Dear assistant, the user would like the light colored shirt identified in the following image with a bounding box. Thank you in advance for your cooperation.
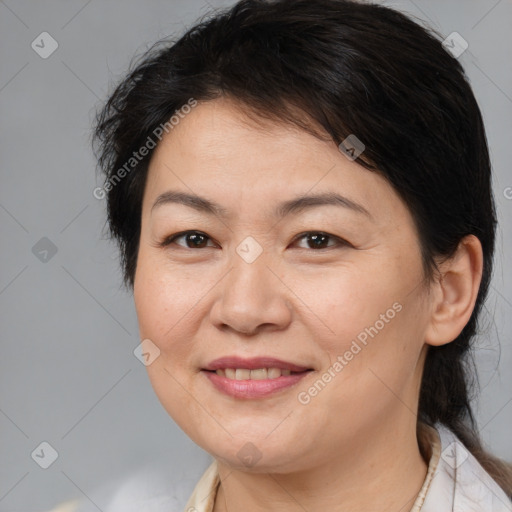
[48,422,512,512]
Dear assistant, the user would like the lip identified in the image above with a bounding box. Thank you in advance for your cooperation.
[201,356,313,399]
[203,371,311,399]
[203,356,311,372]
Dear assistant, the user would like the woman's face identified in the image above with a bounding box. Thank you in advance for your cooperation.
[134,98,434,473]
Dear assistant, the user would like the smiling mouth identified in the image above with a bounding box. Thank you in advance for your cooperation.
[207,368,306,380]
[201,356,314,398]
[201,367,313,399]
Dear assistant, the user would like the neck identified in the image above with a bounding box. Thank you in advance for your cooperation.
[213,416,429,512]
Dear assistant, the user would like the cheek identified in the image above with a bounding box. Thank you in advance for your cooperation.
[133,266,191,398]
[302,254,427,394]
[294,257,412,350]
[134,252,206,350]
[133,257,209,436]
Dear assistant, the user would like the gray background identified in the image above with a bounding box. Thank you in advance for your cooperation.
[0,1,511,511]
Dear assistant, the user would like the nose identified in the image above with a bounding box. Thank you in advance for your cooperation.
[209,252,293,336]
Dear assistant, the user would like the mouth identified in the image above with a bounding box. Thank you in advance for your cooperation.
[209,367,302,379]
[201,356,314,399]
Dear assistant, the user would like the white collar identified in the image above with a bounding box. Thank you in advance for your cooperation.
[420,423,512,511]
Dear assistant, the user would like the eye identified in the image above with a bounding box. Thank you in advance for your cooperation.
[292,231,351,250]
[159,230,217,249]
[158,230,351,251]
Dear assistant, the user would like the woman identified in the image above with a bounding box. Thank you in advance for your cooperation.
[52,0,512,510]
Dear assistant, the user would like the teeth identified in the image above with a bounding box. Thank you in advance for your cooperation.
[214,368,295,380]
[235,369,251,380]
[250,368,267,380]
[268,367,281,379]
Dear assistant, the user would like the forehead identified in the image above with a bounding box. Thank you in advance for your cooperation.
[143,98,407,227]
[150,98,334,174]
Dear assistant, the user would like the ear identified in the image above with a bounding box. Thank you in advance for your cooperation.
[424,235,483,347]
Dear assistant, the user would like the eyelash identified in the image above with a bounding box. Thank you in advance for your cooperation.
[158,230,352,251]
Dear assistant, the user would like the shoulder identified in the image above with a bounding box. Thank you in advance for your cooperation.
[422,423,512,512]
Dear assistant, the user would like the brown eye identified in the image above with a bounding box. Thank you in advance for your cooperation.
[293,232,350,250]
[161,231,215,249]
[305,233,330,249]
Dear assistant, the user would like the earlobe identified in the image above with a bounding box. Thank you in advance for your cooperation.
[424,235,483,347]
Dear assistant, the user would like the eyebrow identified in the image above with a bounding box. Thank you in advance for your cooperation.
[151,190,372,220]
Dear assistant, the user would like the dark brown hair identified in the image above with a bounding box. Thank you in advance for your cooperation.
[93,0,512,497]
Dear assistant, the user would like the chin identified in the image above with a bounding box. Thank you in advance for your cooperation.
[198,431,308,473]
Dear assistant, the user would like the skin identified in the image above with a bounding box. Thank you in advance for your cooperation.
[133,97,483,511]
